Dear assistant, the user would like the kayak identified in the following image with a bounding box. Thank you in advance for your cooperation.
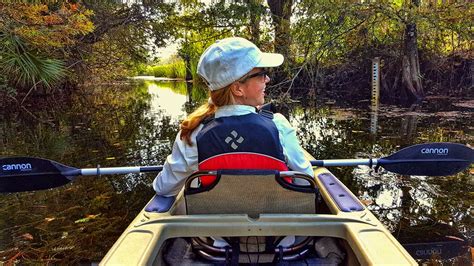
[100,152,417,265]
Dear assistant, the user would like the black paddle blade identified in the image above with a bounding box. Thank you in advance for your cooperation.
[0,157,80,193]
[379,143,474,176]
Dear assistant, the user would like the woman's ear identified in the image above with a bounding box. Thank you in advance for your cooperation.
[230,82,244,97]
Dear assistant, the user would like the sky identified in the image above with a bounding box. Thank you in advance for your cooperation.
[155,42,179,61]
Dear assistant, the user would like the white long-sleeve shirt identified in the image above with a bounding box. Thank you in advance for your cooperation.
[153,104,313,196]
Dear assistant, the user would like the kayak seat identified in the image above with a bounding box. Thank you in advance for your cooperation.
[144,195,176,213]
[184,169,318,263]
[198,153,289,186]
[185,169,317,218]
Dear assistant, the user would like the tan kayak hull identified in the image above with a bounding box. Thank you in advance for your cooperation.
[101,165,416,265]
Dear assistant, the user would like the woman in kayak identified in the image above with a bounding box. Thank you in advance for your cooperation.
[153,37,313,196]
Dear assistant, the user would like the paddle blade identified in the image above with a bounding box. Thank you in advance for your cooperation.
[379,143,474,176]
[0,157,79,193]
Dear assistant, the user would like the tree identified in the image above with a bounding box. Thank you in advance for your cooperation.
[0,3,94,101]
[289,0,471,102]
[245,0,265,46]
[173,1,268,82]
[72,1,176,83]
[267,0,293,61]
[401,0,424,100]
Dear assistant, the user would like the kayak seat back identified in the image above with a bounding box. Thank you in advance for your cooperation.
[184,169,318,263]
[198,153,289,186]
[184,169,317,218]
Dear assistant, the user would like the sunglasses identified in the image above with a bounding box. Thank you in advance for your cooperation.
[239,69,268,83]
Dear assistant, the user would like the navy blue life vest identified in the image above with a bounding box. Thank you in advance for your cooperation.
[196,110,288,186]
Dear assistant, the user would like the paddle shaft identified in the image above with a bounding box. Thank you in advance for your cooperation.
[80,166,163,176]
[312,159,378,167]
[312,158,471,167]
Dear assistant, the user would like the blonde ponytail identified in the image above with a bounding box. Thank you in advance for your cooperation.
[180,85,234,145]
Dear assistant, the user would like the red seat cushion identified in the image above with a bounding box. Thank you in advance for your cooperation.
[198,153,288,186]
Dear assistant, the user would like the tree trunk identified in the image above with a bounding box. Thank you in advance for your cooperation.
[267,0,292,60]
[401,1,424,101]
[182,31,193,81]
[245,0,262,46]
[184,55,192,81]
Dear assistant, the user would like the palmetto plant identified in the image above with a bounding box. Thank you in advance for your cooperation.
[0,32,66,102]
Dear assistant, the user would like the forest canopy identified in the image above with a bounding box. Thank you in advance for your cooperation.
[0,0,472,104]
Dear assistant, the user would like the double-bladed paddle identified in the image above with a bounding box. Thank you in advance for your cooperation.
[0,158,163,193]
[1,142,472,193]
[311,142,473,176]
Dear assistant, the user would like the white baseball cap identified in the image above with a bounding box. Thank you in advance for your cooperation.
[197,37,284,91]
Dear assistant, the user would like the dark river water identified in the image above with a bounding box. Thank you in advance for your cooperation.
[0,80,472,264]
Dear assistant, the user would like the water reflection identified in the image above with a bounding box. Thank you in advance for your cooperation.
[288,99,472,263]
[148,82,188,121]
[0,81,190,264]
[0,81,472,264]
[370,107,378,135]
[274,98,472,253]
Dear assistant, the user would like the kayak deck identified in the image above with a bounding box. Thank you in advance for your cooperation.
[101,165,416,265]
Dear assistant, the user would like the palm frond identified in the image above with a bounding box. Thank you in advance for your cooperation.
[0,32,66,90]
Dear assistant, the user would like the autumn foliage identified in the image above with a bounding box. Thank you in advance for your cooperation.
[0,3,94,50]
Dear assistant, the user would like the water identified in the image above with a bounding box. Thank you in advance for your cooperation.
[0,80,472,264]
